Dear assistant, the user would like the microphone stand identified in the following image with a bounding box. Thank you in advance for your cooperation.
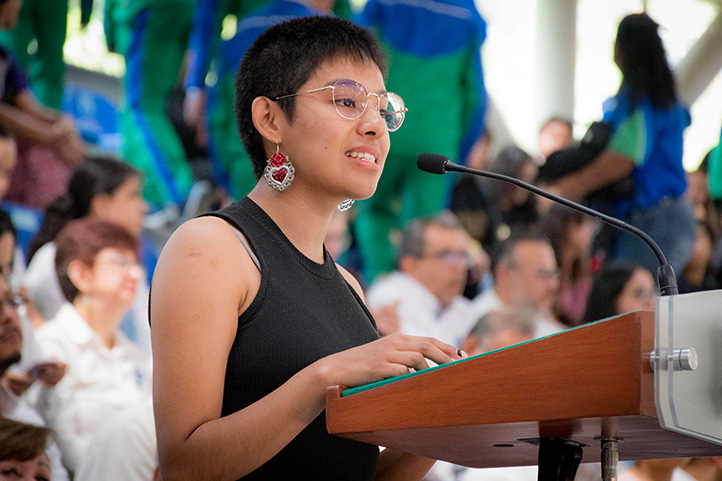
[440,160,678,296]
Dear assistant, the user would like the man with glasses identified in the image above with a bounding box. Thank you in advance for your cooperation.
[472,233,567,339]
[0,274,70,481]
[366,213,479,347]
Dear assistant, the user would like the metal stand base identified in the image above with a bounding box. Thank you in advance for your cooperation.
[600,439,620,481]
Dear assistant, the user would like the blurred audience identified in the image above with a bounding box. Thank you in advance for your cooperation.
[0,0,84,210]
[24,156,152,353]
[552,13,694,275]
[537,116,574,161]
[354,0,487,282]
[0,0,68,110]
[0,273,68,481]
[620,459,690,481]
[673,457,722,481]
[74,397,159,481]
[472,233,565,338]
[366,213,479,345]
[542,204,597,326]
[105,0,195,208]
[582,262,655,324]
[35,219,152,474]
[0,418,52,481]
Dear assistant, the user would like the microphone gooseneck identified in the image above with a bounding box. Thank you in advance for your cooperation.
[417,153,678,296]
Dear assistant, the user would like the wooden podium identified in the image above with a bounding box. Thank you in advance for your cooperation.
[326,311,722,470]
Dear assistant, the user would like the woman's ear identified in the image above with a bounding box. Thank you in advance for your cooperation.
[67,259,92,295]
[251,96,285,147]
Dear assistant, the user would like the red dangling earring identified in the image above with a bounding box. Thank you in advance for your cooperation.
[264,142,295,191]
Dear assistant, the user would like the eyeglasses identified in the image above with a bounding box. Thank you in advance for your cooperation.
[274,79,408,132]
[422,249,472,268]
[509,263,560,280]
[96,253,140,273]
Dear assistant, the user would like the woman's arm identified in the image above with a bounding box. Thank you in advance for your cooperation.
[555,150,635,201]
[153,218,463,481]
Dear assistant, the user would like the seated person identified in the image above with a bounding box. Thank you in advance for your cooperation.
[472,233,567,338]
[0,418,52,481]
[366,213,480,347]
[24,156,151,354]
[36,218,152,473]
[0,274,67,480]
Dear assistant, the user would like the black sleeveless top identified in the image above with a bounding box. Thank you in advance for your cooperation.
[206,197,380,480]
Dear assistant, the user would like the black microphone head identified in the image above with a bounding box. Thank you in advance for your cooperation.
[417,153,449,175]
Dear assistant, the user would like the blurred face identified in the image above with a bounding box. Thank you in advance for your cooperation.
[538,120,573,158]
[565,217,596,254]
[507,241,560,313]
[0,276,21,375]
[92,176,146,236]
[0,0,21,30]
[84,247,141,308]
[0,453,51,481]
[0,231,15,278]
[615,268,655,314]
[510,161,537,206]
[404,225,470,307]
[685,171,709,222]
[0,138,17,200]
[274,57,391,203]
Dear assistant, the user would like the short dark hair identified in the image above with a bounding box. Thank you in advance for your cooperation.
[399,212,465,259]
[491,232,551,277]
[0,418,50,462]
[235,16,387,179]
[55,218,139,302]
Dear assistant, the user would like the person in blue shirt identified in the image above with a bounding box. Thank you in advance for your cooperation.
[554,12,695,275]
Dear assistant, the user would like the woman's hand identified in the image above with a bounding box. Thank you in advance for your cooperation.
[315,333,466,389]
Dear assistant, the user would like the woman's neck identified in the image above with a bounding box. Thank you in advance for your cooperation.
[249,184,335,264]
[73,297,127,349]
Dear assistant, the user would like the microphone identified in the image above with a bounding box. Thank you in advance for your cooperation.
[418,153,678,296]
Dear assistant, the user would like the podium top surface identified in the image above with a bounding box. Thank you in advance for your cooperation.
[326,311,722,468]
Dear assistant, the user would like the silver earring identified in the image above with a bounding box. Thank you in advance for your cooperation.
[264,143,295,191]
[337,199,355,211]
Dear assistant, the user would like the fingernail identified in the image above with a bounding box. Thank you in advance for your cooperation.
[457,348,467,358]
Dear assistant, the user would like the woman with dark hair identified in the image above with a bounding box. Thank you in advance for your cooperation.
[0,418,52,481]
[35,218,151,474]
[553,12,695,276]
[581,262,655,324]
[542,203,596,326]
[151,16,464,480]
[23,156,150,351]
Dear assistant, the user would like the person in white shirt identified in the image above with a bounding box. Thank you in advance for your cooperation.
[672,457,722,481]
[367,212,479,348]
[74,397,160,481]
[0,274,68,481]
[23,155,151,354]
[472,233,566,339]
[35,218,153,474]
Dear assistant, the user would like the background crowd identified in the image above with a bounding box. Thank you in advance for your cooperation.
[0,0,721,480]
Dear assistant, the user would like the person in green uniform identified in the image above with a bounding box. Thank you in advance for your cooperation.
[104,0,197,208]
[353,0,488,282]
[0,0,68,110]
[183,0,351,201]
